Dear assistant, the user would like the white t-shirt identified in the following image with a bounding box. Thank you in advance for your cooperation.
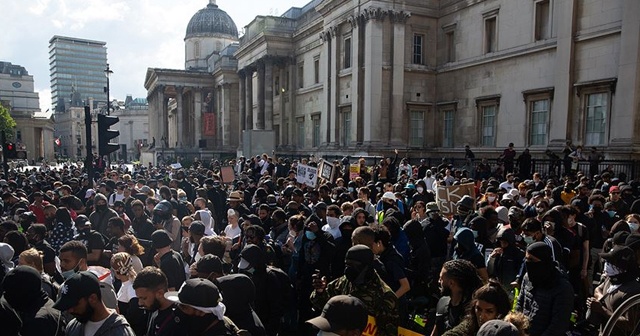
[83,313,110,336]
[117,280,136,303]
[224,224,241,239]
[499,181,514,192]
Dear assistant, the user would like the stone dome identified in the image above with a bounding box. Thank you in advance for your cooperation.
[185,0,238,39]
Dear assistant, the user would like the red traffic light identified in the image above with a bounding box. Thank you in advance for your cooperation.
[6,143,13,151]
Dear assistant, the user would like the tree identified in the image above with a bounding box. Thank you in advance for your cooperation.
[0,104,17,140]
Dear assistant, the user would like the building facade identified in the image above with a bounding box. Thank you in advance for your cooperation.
[0,61,55,161]
[49,35,108,113]
[146,0,640,160]
[111,95,150,162]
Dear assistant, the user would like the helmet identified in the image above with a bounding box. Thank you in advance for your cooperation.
[153,200,173,221]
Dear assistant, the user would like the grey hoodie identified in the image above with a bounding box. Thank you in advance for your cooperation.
[66,312,135,336]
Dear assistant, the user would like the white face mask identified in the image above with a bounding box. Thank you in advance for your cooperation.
[487,196,496,203]
[326,216,340,229]
[416,187,424,193]
[629,222,639,233]
[604,262,622,277]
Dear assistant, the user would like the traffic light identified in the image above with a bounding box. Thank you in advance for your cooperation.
[4,142,16,159]
[98,114,120,157]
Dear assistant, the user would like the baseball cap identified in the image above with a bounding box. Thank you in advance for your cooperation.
[84,189,96,199]
[477,320,519,336]
[425,202,439,213]
[165,278,221,309]
[151,230,173,249]
[189,221,206,236]
[382,192,396,201]
[53,271,101,311]
[306,295,368,332]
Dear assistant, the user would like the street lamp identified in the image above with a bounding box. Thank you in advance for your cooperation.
[104,64,113,115]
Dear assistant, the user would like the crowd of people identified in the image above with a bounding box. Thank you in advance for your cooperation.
[0,149,639,336]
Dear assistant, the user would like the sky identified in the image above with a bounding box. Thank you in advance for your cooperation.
[0,0,312,115]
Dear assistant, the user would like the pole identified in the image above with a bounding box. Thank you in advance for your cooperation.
[1,131,8,177]
[104,63,113,167]
[84,106,94,187]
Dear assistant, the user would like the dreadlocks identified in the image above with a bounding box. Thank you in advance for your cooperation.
[442,259,483,300]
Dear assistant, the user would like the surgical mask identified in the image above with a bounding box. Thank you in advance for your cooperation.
[603,262,622,277]
[305,230,317,240]
[179,196,187,202]
[629,222,639,232]
[61,259,83,280]
[523,236,535,246]
[487,196,496,203]
[472,230,479,239]
[607,210,616,218]
[348,187,354,193]
[416,187,424,193]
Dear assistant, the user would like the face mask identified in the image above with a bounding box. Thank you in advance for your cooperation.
[61,259,83,280]
[603,262,622,277]
[305,230,317,240]
[326,217,340,229]
[96,204,107,211]
[629,222,639,232]
[457,208,470,216]
[417,187,424,193]
[179,196,187,202]
[526,260,554,287]
[607,210,616,218]
[523,236,535,246]
[487,196,496,203]
[344,264,369,285]
[429,212,439,220]
[472,230,479,239]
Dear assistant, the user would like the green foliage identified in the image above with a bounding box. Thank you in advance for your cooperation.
[0,104,17,139]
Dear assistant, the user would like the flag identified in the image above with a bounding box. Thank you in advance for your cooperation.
[54,138,61,147]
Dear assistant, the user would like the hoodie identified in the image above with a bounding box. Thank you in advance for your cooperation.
[89,193,118,237]
[196,209,216,236]
[66,312,135,336]
[215,274,266,336]
[452,228,487,270]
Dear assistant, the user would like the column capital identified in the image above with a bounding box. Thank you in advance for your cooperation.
[389,10,411,24]
[348,15,362,29]
[362,7,388,22]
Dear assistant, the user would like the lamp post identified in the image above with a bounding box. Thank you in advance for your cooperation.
[105,64,113,115]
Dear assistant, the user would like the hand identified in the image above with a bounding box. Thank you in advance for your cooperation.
[587,298,604,314]
[394,149,399,155]
[189,263,198,276]
[153,253,160,266]
[312,271,327,292]
[581,269,588,279]
[491,248,503,257]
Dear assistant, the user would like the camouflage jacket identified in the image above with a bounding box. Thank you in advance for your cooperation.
[310,273,399,336]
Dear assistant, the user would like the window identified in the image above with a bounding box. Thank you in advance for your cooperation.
[297,117,305,147]
[410,111,425,147]
[535,0,551,41]
[312,115,321,148]
[585,92,608,146]
[194,41,201,58]
[446,31,455,63]
[484,17,497,53]
[341,109,352,146]
[481,105,497,146]
[298,63,304,89]
[529,99,549,146]
[343,37,352,69]
[314,58,320,84]
[443,110,454,147]
[413,34,424,65]
[275,76,280,96]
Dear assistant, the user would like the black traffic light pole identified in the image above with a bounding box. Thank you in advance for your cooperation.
[1,131,8,177]
[84,106,94,186]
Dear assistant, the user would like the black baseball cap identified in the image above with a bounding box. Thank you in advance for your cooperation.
[53,271,101,311]
[189,221,206,236]
[151,230,173,249]
[196,254,224,275]
[345,245,374,266]
[306,295,368,332]
[165,278,221,308]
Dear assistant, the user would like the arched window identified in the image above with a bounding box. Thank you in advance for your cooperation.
[194,41,201,58]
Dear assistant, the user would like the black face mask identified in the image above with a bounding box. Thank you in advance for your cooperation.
[526,260,555,288]
[344,264,370,285]
[96,204,108,211]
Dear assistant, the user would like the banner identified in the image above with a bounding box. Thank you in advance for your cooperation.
[398,327,424,336]
[350,164,360,179]
[436,183,476,216]
[296,163,318,188]
[203,113,216,136]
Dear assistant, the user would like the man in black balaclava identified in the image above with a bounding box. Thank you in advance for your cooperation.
[331,216,355,279]
[311,245,399,336]
[214,273,266,336]
[516,242,574,336]
[402,219,432,297]
[0,266,66,336]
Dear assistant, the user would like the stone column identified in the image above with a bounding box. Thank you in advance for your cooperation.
[279,65,287,146]
[265,58,274,131]
[288,61,296,146]
[156,86,166,148]
[550,0,577,146]
[363,8,385,145]
[390,11,410,145]
[611,0,640,148]
[194,89,202,144]
[329,26,339,145]
[246,69,254,130]
[238,70,246,148]
[176,87,184,148]
[320,30,332,147]
[222,83,232,147]
[257,61,266,130]
[348,15,362,145]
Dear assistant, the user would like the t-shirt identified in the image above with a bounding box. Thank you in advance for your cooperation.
[74,230,105,254]
[83,313,109,336]
[160,251,186,290]
[117,280,136,303]
[224,224,241,239]
[148,304,185,336]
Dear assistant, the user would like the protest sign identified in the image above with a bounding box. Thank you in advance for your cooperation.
[220,166,235,184]
[319,160,334,181]
[436,183,476,216]
[296,163,318,187]
[350,164,360,179]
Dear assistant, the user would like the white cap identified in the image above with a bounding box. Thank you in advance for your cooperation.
[382,192,397,201]
[85,189,96,199]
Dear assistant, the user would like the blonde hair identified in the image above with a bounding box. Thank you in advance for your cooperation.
[111,252,137,280]
[19,248,43,272]
[504,312,530,336]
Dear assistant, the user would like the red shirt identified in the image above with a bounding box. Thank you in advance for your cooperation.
[29,201,50,224]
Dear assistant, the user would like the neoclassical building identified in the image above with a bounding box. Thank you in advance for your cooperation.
[146,0,640,160]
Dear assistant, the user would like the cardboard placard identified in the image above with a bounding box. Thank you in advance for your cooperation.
[296,163,318,188]
[350,164,360,179]
[361,315,377,336]
[220,166,235,184]
[319,160,334,181]
[170,163,182,169]
[436,183,476,216]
